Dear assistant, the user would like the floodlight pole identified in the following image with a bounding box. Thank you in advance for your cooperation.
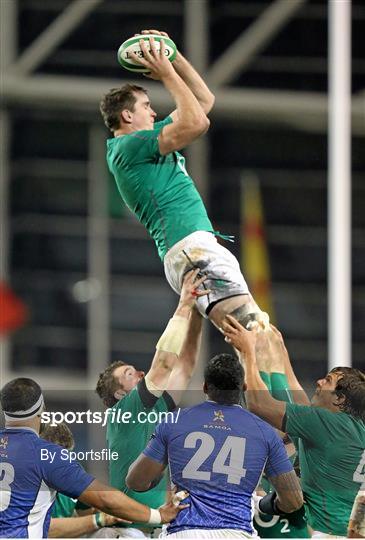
[182,0,209,402]
[87,125,110,477]
[328,0,352,369]
[0,0,17,381]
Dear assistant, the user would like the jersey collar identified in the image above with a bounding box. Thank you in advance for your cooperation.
[206,399,242,408]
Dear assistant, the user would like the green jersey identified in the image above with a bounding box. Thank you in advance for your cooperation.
[106,117,214,260]
[51,493,77,518]
[51,493,90,518]
[285,402,365,536]
[107,378,175,515]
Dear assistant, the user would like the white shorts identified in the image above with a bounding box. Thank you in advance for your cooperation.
[160,529,253,539]
[90,527,150,538]
[164,231,249,317]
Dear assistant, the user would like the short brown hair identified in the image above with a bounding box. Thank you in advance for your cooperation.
[95,360,127,408]
[100,84,147,131]
[331,367,365,421]
[40,422,74,450]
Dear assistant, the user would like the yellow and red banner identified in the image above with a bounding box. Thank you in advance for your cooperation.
[241,174,275,321]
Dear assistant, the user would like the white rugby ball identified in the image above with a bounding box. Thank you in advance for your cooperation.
[117,34,177,73]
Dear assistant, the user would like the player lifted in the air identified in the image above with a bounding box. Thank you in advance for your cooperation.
[100,30,269,333]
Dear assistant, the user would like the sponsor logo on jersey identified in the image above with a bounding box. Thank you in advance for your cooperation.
[0,436,9,450]
[214,410,224,422]
[203,410,232,431]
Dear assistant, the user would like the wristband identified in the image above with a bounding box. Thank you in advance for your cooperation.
[156,316,189,356]
[144,374,163,398]
[92,512,104,529]
[148,508,162,525]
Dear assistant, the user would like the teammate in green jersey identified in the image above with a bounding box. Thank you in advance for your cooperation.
[223,316,365,538]
[95,269,208,537]
[100,29,268,336]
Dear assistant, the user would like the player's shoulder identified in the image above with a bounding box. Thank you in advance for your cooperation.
[1,429,67,469]
[1,427,40,452]
[114,384,141,410]
[287,402,364,433]
[285,402,332,430]
[180,401,207,415]
[34,436,67,458]
[161,402,197,423]
[178,400,226,418]
[181,401,276,433]
[165,401,214,425]
[235,404,273,426]
[107,131,150,156]
[114,115,172,146]
[243,407,280,438]
[287,402,356,423]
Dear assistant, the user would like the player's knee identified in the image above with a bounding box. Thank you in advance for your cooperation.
[229,303,269,331]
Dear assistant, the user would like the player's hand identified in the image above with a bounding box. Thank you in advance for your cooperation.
[134,31,174,79]
[222,315,257,358]
[269,324,289,352]
[130,37,175,81]
[159,490,189,523]
[140,29,171,39]
[179,268,210,309]
[255,324,289,371]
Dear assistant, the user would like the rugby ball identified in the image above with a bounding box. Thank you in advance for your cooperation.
[117,34,177,73]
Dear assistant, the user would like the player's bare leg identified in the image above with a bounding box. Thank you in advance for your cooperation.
[208,294,269,334]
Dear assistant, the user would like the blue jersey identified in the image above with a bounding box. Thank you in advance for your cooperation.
[0,427,94,538]
[144,401,293,534]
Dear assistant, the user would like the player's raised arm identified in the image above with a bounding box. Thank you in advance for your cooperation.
[165,306,203,406]
[131,37,209,155]
[140,29,215,115]
[145,269,208,395]
[223,315,286,430]
[266,324,310,405]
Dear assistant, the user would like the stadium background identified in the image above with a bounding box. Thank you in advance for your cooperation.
[1,0,364,477]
